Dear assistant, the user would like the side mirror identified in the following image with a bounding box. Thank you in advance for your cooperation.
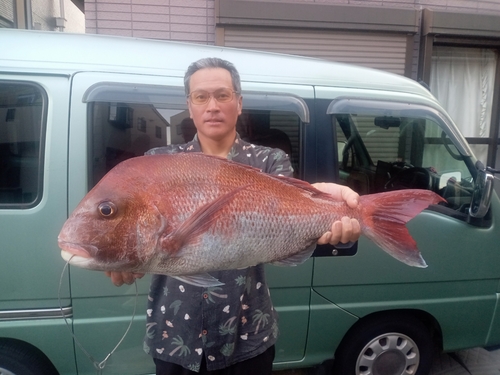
[438,171,461,190]
[469,161,494,218]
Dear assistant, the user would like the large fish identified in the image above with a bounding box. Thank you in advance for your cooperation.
[58,153,445,287]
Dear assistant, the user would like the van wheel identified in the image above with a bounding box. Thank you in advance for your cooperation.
[0,338,58,375]
[332,315,435,375]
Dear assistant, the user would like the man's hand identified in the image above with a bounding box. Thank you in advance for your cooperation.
[105,271,144,286]
[312,183,361,245]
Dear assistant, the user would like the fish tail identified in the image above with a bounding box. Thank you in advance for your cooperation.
[359,189,445,267]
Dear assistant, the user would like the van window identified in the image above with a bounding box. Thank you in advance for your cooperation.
[331,99,474,214]
[0,81,45,207]
[87,84,303,188]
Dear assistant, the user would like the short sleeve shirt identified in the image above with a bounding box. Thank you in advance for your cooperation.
[143,133,294,372]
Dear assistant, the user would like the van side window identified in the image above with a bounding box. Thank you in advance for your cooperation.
[87,84,303,188]
[331,100,474,214]
[0,82,45,207]
[237,110,300,175]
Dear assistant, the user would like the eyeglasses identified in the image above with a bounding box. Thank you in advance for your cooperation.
[187,88,239,105]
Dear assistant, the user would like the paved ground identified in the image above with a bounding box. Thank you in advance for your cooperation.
[273,347,500,375]
[429,347,500,375]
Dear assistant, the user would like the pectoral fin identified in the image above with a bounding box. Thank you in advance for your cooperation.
[271,244,316,266]
[172,273,224,287]
[161,184,251,252]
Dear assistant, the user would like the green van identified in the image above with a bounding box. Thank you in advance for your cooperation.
[0,29,498,375]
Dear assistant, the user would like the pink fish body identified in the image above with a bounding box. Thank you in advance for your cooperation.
[58,153,444,287]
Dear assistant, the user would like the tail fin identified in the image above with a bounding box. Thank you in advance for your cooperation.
[359,189,445,268]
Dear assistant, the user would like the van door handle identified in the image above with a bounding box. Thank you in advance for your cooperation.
[312,242,358,257]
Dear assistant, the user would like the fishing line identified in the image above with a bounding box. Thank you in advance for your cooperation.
[58,256,138,374]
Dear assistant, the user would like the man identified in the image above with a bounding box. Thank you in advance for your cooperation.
[107,57,360,374]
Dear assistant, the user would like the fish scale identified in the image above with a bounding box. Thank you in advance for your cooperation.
[58,152,445,287]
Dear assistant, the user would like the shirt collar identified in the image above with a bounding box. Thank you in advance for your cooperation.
[186,133,247,161]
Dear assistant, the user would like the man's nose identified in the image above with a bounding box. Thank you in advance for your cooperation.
[205,95,220,110]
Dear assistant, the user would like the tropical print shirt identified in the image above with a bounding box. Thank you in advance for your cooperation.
[143,133,294,372]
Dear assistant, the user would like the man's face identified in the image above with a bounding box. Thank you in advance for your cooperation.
[187,67,242,142]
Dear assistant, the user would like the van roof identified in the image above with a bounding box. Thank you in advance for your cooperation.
[0,29,432,99]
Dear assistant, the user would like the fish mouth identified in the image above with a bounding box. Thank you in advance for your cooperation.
[58,240,97,259]
[60,249,94,268]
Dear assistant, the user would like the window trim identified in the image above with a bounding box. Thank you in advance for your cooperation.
[327,97,473,159]
[84,82,310,123]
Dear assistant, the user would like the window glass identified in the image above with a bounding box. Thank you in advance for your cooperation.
[89,85,302,187]
[334,112,473,212]
[0,0,15,27]
[0,81,45,206]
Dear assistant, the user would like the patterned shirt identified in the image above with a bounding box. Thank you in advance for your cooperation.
[143,133,294,372]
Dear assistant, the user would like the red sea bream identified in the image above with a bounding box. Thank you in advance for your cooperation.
[58,153,444,287]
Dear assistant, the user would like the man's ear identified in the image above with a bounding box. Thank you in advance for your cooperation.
[237,95,243,115]
[187,100,194,118]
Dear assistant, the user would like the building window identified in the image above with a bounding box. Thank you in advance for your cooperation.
[430,46,498,165]
[0,0,15,27]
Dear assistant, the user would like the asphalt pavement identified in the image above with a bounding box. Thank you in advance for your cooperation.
[273,346,500,375]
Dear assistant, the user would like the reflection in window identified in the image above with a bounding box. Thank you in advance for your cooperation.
[0,82,44,206]
[90,102,175,186]
[238,110,300,174]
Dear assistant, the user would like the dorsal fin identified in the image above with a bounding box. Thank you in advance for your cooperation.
[271,175,334,199]
[189,153,333,198]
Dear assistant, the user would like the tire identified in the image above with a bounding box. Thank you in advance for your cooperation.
[332,314,435,375]
[0,338,58,375]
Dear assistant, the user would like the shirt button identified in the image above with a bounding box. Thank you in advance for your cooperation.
[202,329,208,335]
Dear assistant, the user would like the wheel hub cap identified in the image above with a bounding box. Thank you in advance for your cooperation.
[356,333,420,375]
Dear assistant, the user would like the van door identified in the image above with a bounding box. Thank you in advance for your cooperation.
[240,81,317,364]
[68,73,316,371]
[312,87,500,357]
[0,75,76,373]
[68,72,180,374]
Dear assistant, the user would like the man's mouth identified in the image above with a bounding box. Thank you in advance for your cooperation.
[205,118,224,125]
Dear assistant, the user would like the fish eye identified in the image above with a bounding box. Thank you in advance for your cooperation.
[98,202,117,218]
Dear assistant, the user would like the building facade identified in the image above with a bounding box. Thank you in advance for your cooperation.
[1,0,84,31]
[2,0,500,169]
[85,0,500,170]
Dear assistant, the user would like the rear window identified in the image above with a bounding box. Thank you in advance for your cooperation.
[0,81,45,207]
